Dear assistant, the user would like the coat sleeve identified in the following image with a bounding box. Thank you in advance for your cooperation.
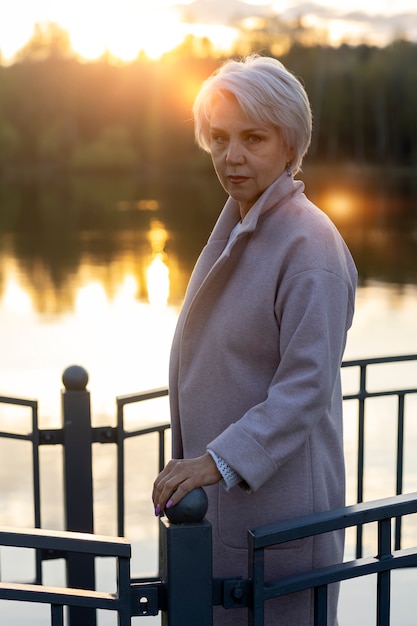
[207,267,355,492]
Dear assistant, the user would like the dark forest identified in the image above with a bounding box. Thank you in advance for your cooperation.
[0,27,416,181]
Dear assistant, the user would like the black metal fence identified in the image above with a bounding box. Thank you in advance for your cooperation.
[0,354,416,624]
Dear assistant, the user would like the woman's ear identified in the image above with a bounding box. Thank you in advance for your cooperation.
[287,147,296,164]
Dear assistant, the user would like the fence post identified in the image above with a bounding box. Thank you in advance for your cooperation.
[61,365,96,626]
[160,487,213,626]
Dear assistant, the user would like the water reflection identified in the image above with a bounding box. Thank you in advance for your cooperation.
[3,267,32,315]
[320,189,355,224]
[146,220,170,308]
[1,167,416,316]
[0,168,416,419]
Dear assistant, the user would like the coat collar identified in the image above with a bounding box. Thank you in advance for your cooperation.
[178,173,305,313]
[209,171,305,243]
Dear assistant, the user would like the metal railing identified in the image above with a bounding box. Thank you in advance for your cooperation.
[0,526,132,626]
[0,354,416,624]
[341,354,417,556]
[0,491,416,625]
[248,492,417,626]
[115,387,169,538]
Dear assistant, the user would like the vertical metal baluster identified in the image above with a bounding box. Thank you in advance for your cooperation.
[51,604,64,626]
[395,393,405,550]
[356,363,367,558]
[314,585,328,626]
[377,518,392,626]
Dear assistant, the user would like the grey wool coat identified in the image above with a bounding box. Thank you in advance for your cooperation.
[168,172,357,626]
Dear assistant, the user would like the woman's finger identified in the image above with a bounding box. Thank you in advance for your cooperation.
[152,454,221,515]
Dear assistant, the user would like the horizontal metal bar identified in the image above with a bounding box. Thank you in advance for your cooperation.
[123,422,170,439]
[0,428,65,444]
[0,581,122,610]
[249,492,417,549]
[41,548,67,561]
[116,388,168,407]
[0,431,34,441]
[130,576,160,584]
[0,526,131,558]
[0,396,38,408]
[263,546,417,600]
[343,388,417,401]
[341,354,417,368]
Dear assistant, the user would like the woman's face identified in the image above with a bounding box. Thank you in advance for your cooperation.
[209,93,293,218]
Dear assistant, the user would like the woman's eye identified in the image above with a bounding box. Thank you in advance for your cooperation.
[211,134,227,143]
[248,135,261,143]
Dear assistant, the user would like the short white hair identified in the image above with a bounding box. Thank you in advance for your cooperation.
[193,54,312,175]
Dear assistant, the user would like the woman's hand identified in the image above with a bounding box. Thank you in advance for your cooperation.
[152,453,221,516]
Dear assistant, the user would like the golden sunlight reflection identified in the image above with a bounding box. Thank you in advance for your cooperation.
[115,274,138,302]
[320,189,356,223]
[146,219,170,307]
[75,281,108,316]
[147,255,170,307]
[3,276,32,315]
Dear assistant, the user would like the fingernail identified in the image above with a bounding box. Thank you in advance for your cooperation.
[154,504,161,516]
[166,499,174,509]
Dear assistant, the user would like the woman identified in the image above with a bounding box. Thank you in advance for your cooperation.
[153,54,357,625]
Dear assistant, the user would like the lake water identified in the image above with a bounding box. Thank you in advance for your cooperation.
[0,166,417,623]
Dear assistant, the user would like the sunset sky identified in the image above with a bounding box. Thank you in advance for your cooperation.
[1,0,416,62]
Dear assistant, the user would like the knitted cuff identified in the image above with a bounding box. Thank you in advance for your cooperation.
[207,449,242,491]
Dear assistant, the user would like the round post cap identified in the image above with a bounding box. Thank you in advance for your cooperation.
[62,365,89,390]
[165,487,208,524]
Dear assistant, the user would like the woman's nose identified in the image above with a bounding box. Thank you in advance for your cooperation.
[226,141,245,164]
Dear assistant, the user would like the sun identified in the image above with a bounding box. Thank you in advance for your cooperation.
[68,5,187,61]
[1,0,247,65]
[0,1,193,64]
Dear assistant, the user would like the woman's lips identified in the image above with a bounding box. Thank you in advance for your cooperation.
[227,175,249,183]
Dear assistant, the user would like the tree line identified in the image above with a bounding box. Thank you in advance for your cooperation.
[0,36,416,180]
